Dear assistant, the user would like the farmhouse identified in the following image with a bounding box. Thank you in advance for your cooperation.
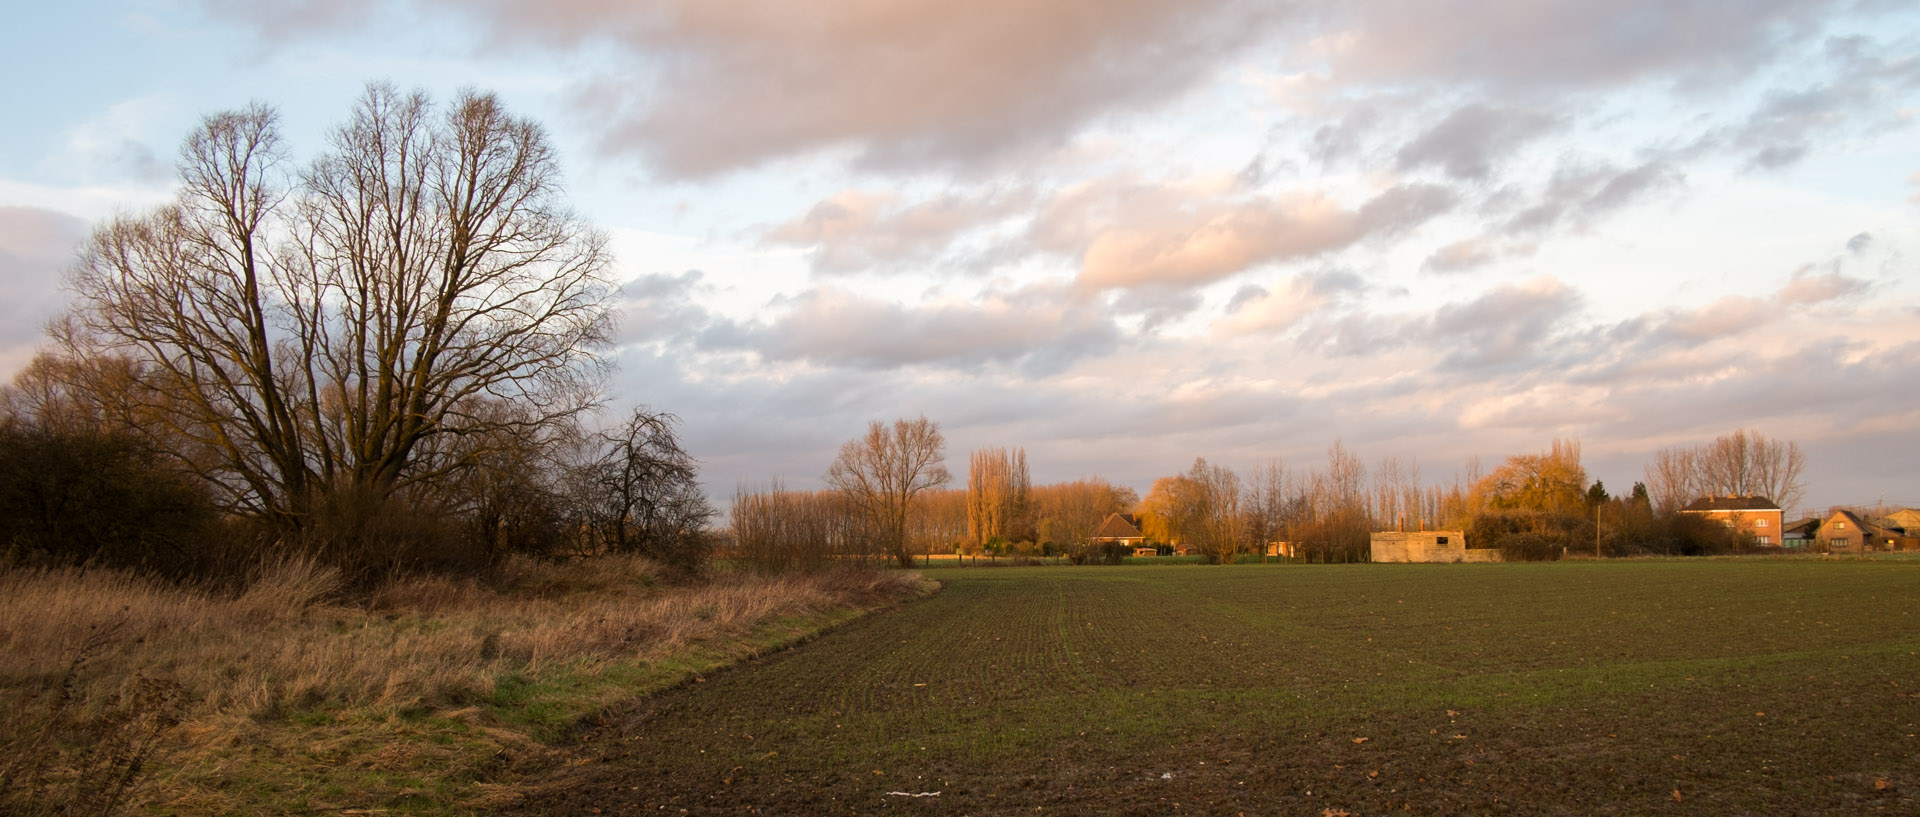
[1089,513,1148,551]
[1679,495,1784,545]
[1370,530,1501,563]
[1820,509,1917,553]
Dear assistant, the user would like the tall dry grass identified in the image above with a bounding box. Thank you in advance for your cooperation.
[0,556,927,812]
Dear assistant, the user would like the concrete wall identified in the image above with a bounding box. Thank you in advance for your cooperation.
[1370,531,1501,563]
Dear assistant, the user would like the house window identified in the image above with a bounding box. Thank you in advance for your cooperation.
[1436,536,1449,545]
[1756,536,1772,545]
[1835,521,1847,530]
[1755,519,1769,528]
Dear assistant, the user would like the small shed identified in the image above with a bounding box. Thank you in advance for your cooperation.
[1370,531,1501,563]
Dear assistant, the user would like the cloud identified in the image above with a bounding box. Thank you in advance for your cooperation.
[764,187,1028,275]
[44,97,174,186]
[1690,34,1920,170]
[1778,264,1869,305]
[1502,159,1683,236]
[616,270,718,346]
[715,283,1119,371]
[1299,0,1832,95]
[1422,237,1539,274]
[1396,103,1561,180]
[1061,181,1454,291]
[1640,249,1873,348]
[447,0,1289,178]
[1214,268,1367,336]
[1428,276,1582,371]
[0,207,89,372]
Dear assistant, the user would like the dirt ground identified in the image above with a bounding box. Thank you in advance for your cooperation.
[504,563,1920,815]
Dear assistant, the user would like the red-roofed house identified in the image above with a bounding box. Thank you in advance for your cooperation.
[1090,513,1152,555]
[1680,495,1784,545]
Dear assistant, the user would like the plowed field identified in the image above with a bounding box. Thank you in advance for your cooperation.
[509,560,1920,815]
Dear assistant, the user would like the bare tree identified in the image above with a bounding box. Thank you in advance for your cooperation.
[60,84,613,528]
[1244,459,1303,561]
[730,482,860,572]
[825,416,951,568]
[573,408,715,571]
[1701,429,1806,511]
[1644,430,1805,514]
[1643,446,1699,516]
[1184,458,1243,564]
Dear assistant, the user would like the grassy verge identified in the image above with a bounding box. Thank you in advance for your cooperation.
[0,557,932,814]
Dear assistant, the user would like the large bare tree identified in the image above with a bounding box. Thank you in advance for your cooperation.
[825,416,951,567]
[1643,429,1805,514]
[60,84,613,523]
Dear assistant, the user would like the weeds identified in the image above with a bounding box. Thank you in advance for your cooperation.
[0,622,187,817]
[0,556,929,813]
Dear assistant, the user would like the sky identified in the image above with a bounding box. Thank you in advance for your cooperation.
[3,0,1917,516]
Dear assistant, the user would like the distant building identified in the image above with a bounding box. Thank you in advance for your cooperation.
[1877,508,1920,534]
[1820,509,1918,553]
[1679,495,1784,545]
[1089,513,1148,551]
[1781,517,1820,548]
[1370,531,1501,563]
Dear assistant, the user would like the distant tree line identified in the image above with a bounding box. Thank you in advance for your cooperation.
[725,422,1806,569]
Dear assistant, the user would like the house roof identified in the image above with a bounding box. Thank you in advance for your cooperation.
[1680,495,1781,512]
[1782,517,1821,535]
[1823,509,1903,539]
[1091,513,1144,540]
[1878,508,1920,532]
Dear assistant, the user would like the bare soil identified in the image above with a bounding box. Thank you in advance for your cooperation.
[506,561,1920,815]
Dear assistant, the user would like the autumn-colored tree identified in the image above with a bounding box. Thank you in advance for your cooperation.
[1477,439,1588,518]
[1139,458,1242,563]
[825,416,952,567]
[966,447,1031,549]
[1138,474,1196,546]
[1465,439,1587,557]
[912,488,969,559]
[1031,478,1137,562]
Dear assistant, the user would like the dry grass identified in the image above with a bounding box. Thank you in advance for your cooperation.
[0,557,931,814]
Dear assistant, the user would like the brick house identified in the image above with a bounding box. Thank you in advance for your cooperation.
[1679,495,1784,545]
[1820,509,1916,553]
[1089,513,1149,553]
